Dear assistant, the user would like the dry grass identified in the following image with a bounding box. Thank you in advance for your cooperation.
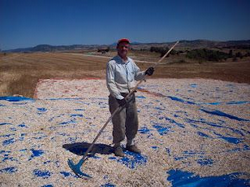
[1,52,250,98]
[0,52,107,97]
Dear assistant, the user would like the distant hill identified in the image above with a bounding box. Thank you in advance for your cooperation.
[4,39,250,52]
[4,44,102,53]
[177,40,250,49]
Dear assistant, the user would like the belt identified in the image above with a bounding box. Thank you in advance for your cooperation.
[121,92,136,98]
[121,93,129,97]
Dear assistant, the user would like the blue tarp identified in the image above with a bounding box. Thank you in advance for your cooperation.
[0,96,34,102]
[167,169,250,187]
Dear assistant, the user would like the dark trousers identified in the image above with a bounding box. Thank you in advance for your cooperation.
[108,93,139,145]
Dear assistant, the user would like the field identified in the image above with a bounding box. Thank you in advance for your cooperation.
[0,51,250,98]
[0,51,250,186]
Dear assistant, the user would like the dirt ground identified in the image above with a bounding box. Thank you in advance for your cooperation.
[152,60,250,83]
[0,52,250,98]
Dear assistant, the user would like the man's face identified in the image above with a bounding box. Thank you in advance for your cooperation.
[117,42,129,59]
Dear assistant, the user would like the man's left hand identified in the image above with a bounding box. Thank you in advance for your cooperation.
[145,67,154,76]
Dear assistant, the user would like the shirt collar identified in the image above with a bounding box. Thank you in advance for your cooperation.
[116,55,130,64]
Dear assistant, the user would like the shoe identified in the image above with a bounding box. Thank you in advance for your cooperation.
[126,145,141,154]
[114,146,124,157]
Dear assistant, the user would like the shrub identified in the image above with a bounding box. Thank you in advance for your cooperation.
[186,49,230,62]
[235,52,243,59]
[150,46,176,57]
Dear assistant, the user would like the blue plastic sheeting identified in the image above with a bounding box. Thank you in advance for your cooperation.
[109,151,147,169]
[33,169,52,179]
[59,119,77,125]
[227,101,249,105]
[165,117,185,128]
[29,149,44,160]
[167,169,250,187]
[200,109,249,121]
[197,131,211,138]
[100,183,116,187]
[173,150,208,164]
[75,108,84,111]
[226,145,250,153]
[45,98,82,101]
[60,171,78,178]
[136,95,146,99]
[70,114,84,117]
[0,123,12,126]
[220,136,242,144]
[167,95,250,106]
[0,134,15,138]
[2,154,17,162]
[167,96,196,105]
[190,84,197,88]
[152,118,185,135]
[0,150,17,162]
[151,146,159,150]
[18,123,27,128]
[2,138,15,146]
[37,108,47,113]
[138,126,151,134]
[153,124,172,135]
[0,96,34,102]
[138,126,153,138]
[186,118,247,138]
[41,185,53,187]
[60,171,71,177]
[197,158,213,166]
[0,167,17,174]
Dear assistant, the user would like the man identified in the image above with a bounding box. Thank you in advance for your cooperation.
[106,38,154,157]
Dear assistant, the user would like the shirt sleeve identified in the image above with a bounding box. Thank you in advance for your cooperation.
[132,60,146,81]
[106,61,124,100]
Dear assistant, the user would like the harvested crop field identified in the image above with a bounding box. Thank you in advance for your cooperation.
[1,52,250,98]
[0,78,250,186]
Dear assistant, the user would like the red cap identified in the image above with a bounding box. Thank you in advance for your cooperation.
[117,38,130,45]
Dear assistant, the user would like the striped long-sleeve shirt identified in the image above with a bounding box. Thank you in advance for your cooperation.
[106,55,145,100]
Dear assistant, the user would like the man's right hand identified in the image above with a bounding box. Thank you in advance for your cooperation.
[117,98,127,106]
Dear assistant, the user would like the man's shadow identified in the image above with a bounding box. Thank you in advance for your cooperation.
[63,142,114,157]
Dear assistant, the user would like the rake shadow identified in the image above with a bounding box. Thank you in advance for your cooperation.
[63,142,113,156]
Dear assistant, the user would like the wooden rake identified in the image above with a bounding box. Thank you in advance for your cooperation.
[68,41,179,178]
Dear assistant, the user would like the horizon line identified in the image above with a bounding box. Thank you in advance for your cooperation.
[2,38,250,51]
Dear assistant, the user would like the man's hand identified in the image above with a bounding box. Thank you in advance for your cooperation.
[117,98,127,106]
[145,67,154,76]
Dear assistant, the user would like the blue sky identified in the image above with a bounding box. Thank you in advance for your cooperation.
[0,0,250,50]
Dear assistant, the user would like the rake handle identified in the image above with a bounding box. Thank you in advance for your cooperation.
[76,41,179,162]
[80,106,123,161]
[153,41,179,68]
